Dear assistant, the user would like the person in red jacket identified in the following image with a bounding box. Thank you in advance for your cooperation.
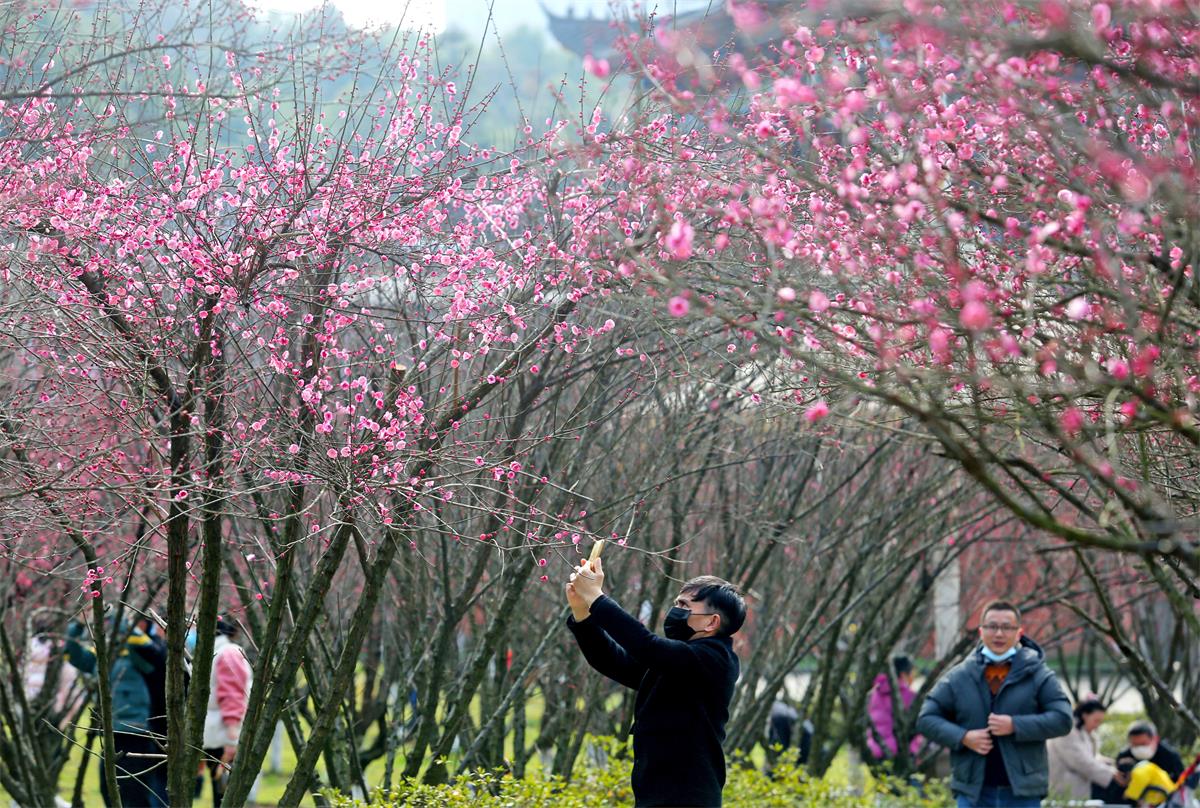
[202,618,252,808]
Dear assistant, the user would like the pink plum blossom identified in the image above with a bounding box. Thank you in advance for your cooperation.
[583,54,611,78]
[1060,408,1084,435]
[665,219,695,260]
[960,301,992,332]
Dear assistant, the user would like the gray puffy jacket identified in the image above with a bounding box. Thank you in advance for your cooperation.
[916,636,1072,801]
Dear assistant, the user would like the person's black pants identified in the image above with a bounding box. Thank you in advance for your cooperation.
[1092,779,1129,804]
[99,733,167,808]
[203,747,230,808]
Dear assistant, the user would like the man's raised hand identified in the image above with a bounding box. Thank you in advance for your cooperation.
[570,556,605,606]
[565,580,591,622]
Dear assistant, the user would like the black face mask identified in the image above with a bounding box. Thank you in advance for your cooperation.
[664,607,696,641]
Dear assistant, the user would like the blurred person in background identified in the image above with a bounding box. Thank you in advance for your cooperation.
[1048,696,1125,801]
[866,654,924,765]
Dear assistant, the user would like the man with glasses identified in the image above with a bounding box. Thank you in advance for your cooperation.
[917,600,1072,807]
[565,558,746,807]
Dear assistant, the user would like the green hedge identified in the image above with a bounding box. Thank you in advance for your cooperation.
[325,737,950,807]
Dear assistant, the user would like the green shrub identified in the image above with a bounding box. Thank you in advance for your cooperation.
[324,736,949,807]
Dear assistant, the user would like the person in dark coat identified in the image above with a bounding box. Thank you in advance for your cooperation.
[66,621,169,808]
[1102,720,1195,804]
[136,617,170,802]
[768,701,816,763]
[134,617,170,744]
[768,699,799,751]
[916,600,1072,807]
[766,698,813,768]
[565,558,745,808]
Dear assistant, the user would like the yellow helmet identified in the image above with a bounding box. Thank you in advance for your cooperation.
[1125,760,1175,805]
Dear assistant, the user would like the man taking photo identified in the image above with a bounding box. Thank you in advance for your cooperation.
[565,557,745,808]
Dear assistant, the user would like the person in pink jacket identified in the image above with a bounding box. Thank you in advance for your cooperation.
[202,618,253,808]
[866,655,924,763]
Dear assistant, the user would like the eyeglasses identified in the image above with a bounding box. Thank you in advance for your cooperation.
[980,623,1020,633]
[673,600,718,617]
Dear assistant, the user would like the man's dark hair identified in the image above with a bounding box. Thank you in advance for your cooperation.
[892,654,914,677]
[680,576,746,637]
[979,600,1022,623]
[216,618,238,637]
[1128,719,1158,738]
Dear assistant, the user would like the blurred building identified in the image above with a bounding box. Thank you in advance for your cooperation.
[542,0,793,66]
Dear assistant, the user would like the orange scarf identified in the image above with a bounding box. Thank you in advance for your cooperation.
[984,662,1011,695]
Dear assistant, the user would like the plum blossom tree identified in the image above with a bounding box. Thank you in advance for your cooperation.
[0,0,632,803]
[576,0,1200,729]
